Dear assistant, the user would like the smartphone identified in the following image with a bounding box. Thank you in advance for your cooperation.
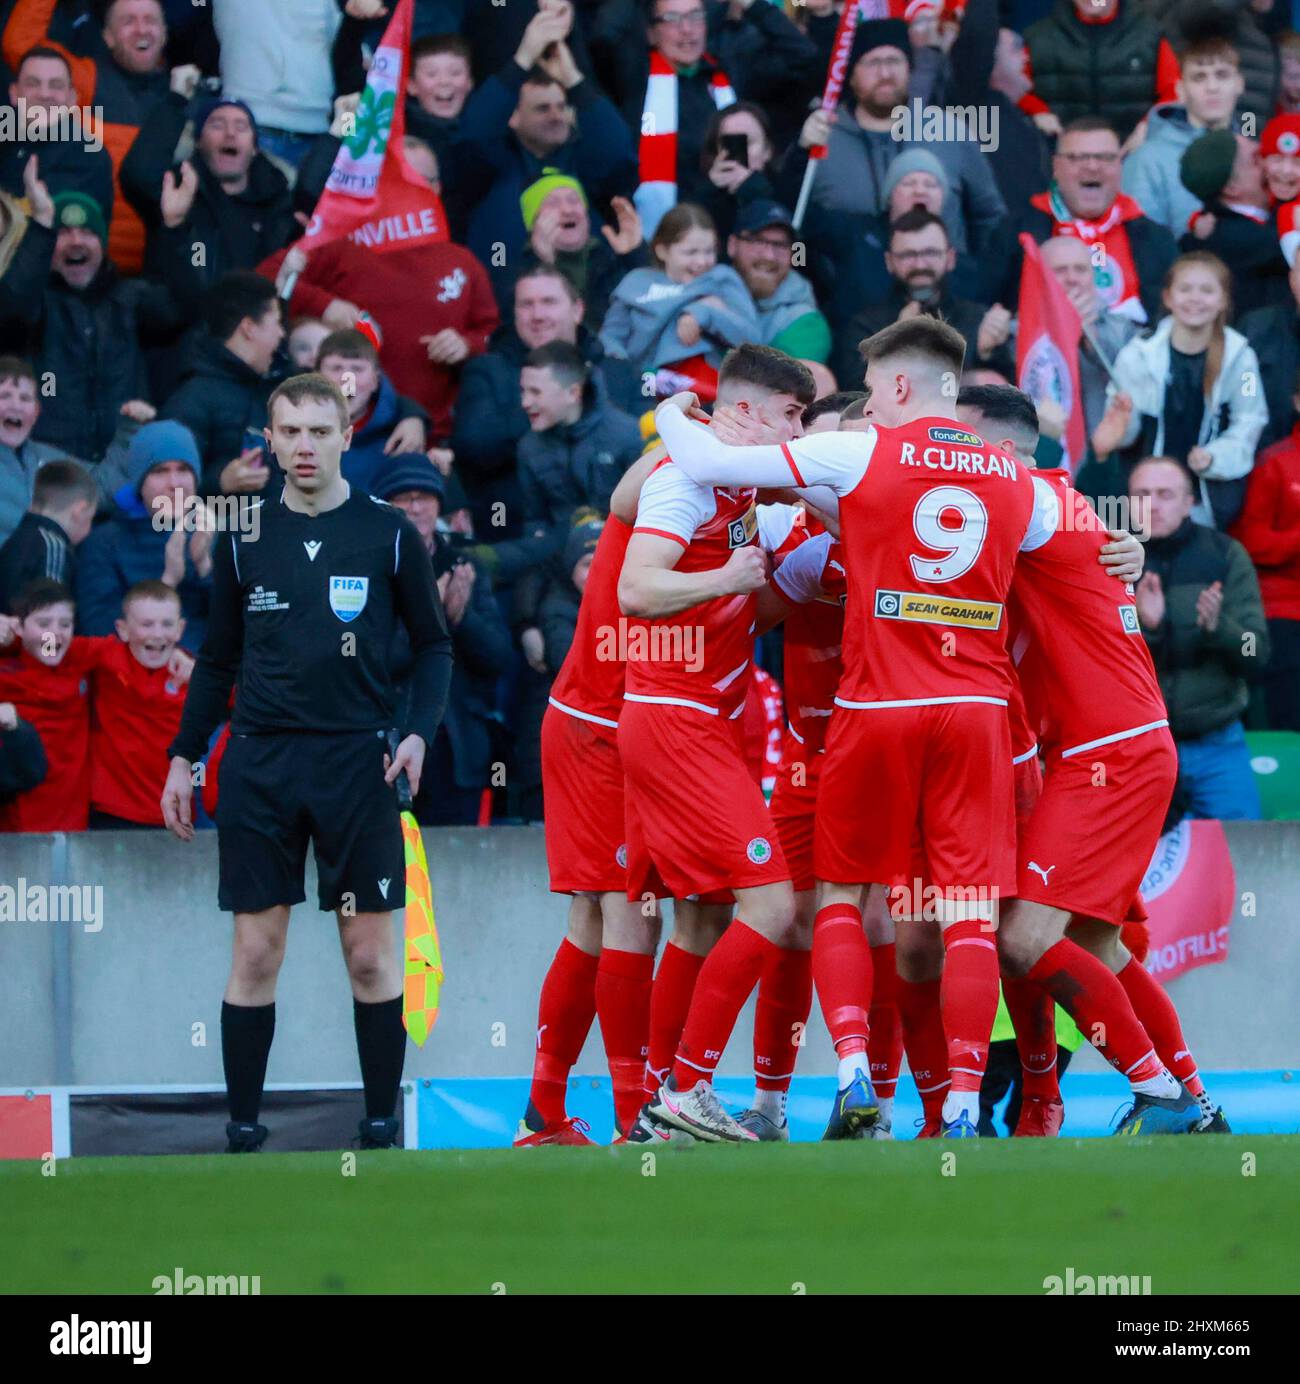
[720,133,749,168]
[242,427,267,466]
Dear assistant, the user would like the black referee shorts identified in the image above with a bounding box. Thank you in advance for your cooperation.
[216,729,405,915]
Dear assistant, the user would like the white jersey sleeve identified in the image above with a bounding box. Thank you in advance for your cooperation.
[1019,473,1062,553]
[772,530,834,605]
[756,502,800,553]
[654,406,874,494]
[632,461,718,546]
[780,428,876,495]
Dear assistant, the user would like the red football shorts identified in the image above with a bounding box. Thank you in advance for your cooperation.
[541,703,628,894]
[1013,748,1043,835]
[619,698,790,900]
[770,731,822,893]
[814,701,1016,897]
[1016,726,1178,925]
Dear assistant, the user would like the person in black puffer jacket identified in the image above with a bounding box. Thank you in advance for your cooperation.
[1026,0,1168,142]
[0,190,184,463]
[120,96,296,313]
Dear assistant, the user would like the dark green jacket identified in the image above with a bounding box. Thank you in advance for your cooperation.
[1141,519,1270,739]
[1026,0,1163,141]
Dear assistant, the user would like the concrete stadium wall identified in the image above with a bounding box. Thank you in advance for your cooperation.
[1,823,1297,1090]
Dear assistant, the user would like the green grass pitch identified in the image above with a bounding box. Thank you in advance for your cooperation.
[5,1138,1298,1295]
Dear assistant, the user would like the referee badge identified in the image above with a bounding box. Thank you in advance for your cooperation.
[329,576,369,623]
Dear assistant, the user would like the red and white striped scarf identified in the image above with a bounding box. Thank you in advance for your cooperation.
[635,48,735,236]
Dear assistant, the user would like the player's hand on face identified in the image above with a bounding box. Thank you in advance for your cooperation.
[655,390,701,426]
[710,403,769,445]
[383,732,427,798]
[720,544,768,595]
[1099,528,1145,584]
[1135,571,1165,630]
[1196,580,1224,632]
[161,756,195,841]
[384,416,426,455]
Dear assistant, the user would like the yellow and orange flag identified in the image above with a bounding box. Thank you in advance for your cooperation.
[400,809,443,1046]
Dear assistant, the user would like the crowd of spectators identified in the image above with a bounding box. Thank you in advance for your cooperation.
[1,0,1299,830]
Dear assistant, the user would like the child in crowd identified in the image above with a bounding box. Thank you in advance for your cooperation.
[88,581,193,829]
[0,460,97,613]
[599,203,758,401]
[1092,251,1267,529]
[0,579,191,832]
[286,317,331,370]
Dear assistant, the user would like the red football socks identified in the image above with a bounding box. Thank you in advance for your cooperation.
[753,946,813,1091]
[867,942,903,1099]
[1028,940,1165,1085]
[1117,956,1204,1097]
[812,904,872,1059]
[644,942,705,1098]
[941,920,1000,1095]
[897,974,949,1122]
[1002,974,1060,1100]
[672,921,777,1088]
[529,938,599,1126]
[596,948,655,1134]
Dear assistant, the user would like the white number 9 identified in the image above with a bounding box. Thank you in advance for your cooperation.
[910,485,988,584]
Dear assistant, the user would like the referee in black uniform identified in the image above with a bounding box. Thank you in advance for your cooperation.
[162,373,453,1153]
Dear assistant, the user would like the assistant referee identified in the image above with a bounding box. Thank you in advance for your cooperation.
[162,372,453,1153]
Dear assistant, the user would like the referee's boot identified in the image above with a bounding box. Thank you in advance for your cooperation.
[225,1121,269,1154]
[358,1116,401,1149]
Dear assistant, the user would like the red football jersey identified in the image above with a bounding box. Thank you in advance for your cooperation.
[771,528,846,753]
[779,418,1051,707]
[548,515,633,728]
[626,460,791,719]
[1009,469,1169,759]
[0,638,100,832]
[89,639,188,824]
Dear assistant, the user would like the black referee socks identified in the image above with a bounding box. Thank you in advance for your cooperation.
[353,997,406,1121]
[221,1001,276,1125]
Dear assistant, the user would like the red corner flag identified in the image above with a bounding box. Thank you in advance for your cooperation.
[1016,232,1086,474]
[301,0,447,254]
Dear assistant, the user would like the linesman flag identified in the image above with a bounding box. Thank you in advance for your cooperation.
[389,731,444,1046]
[1016,233,1086,475]
[300,0,448,255]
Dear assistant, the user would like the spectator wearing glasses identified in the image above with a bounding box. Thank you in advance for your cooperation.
[726,201,830,367]
[1012,117,1178,325]
[832,210,1012,391]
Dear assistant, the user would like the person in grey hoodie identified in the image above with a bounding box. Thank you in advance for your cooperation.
[1121,33,1247,234]
[599,202,758,397]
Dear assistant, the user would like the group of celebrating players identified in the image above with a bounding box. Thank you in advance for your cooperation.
[518,318,1231,1147]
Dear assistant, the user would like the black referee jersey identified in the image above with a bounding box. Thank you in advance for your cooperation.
[169,488,453,763]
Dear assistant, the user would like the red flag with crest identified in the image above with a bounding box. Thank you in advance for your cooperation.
[1016,233,1086,474]
[301,0,447,255]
